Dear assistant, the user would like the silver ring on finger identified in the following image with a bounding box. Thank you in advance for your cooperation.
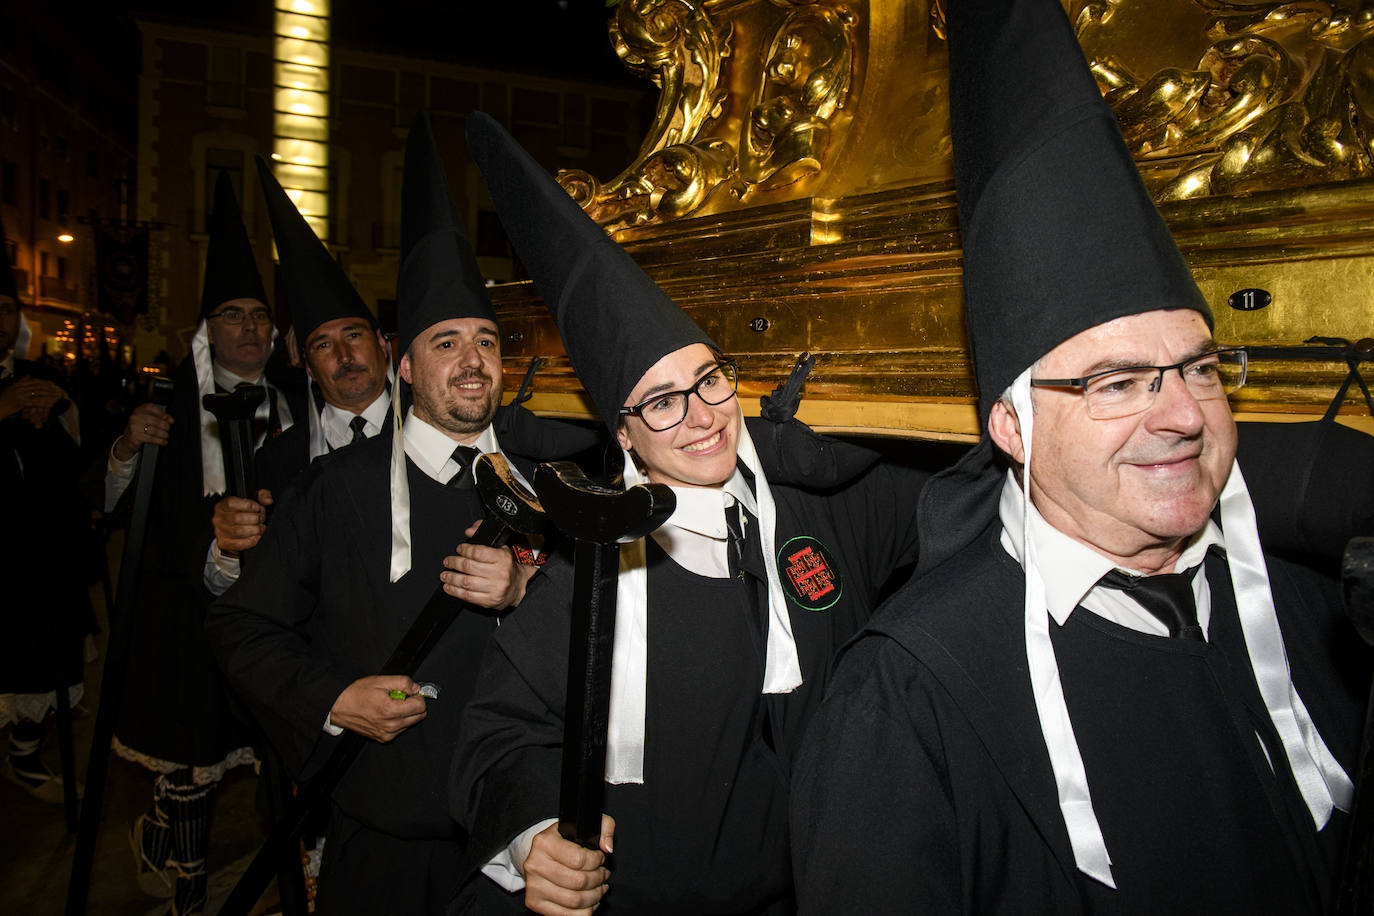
[143,425,149,433]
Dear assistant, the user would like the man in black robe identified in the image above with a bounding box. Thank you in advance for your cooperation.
[205,112,565,915]
[105,172,307,915]
[0,242,89,806]
[790,2,1367,912]
[203,156,394,597]
[447,113,930,916]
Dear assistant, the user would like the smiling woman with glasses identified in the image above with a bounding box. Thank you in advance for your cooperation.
[618,359,738,431]
[451,112,936,916]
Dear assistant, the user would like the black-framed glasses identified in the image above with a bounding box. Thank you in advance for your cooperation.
[209,306,272,327]
[1030,347,1247,420]
[619,360,739,432]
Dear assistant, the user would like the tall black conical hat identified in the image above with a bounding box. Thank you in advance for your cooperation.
[201,170,269,318]
[396,110,497,356]
[0,207,16,302]
[466,111,715,431]
[254,156,374,342]
[949,0,1211,423]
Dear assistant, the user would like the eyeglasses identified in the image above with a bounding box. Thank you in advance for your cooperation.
[619,360,739,432]
[1030,348,1247,420]
[209,307,273,327]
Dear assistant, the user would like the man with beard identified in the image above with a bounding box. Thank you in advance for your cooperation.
[107,173,307,916]
[204,156,394,595]
[205,113,559,914]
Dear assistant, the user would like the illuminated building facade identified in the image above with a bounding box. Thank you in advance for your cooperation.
[134,14,649,363]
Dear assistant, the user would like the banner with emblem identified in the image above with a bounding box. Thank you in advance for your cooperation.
[96,223,149,324]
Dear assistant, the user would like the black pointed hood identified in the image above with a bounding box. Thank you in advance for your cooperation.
[255,156,374,342]
[396,110,497,356]
[201,170,269,318]
[466,111,715,431]
[949,0,1211,423]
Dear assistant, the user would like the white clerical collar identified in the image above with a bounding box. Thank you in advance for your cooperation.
[321,388,390,451]
[659,469,757,539]
[997,471,1224,626]
[212,362,265,390]
[401,407,497,485]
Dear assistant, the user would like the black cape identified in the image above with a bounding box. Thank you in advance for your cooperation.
[115,355,306,767]
[0,361,90,699]
[450,460,929,915]
[206,433,540,915]
[791,519,1367,914]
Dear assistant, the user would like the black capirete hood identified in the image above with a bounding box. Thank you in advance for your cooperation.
[201,170,269,318]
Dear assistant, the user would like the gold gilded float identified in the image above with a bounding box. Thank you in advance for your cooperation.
[495,0,1374,439]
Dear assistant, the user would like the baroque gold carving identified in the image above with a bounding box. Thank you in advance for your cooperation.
[560,0,857,230]
[1074,0,1374,199]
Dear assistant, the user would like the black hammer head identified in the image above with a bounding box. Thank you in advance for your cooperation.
[533,460,676,545]
[202,381,267,423]
[474,453,547,538]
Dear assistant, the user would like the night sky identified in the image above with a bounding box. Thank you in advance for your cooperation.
[103,0,639,86]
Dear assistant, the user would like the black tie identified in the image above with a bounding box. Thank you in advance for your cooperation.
[448,446,479,489]
[724,501,746,580]
[1098,567,1205,641]
[348,415,367,445]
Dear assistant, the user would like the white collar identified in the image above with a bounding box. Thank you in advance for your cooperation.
[660,469,758,539]
[212,362,265,391]
[320,388,391,452]
[998,471,1224,626]
[401,407,497,484]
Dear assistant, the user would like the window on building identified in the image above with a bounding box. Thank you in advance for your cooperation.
[4,239,15,267]
[205,147,245,231]
[0,87,15,132]
[56,188,70,225]
[1,160,16,206]
[482,84,509,124]
[562,93,590,150]
[40,251,49,276]
[38,179,50,220]
[57,256,68,281]
[208,45,246,108]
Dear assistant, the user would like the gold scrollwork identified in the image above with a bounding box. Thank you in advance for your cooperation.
[739,3,856,192]
[558,0,734,229]
[562,0,856,229]
[1074,0,1374,199]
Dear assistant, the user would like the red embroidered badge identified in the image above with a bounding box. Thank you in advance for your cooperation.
[509,544,546,567]
[777,536,843,610]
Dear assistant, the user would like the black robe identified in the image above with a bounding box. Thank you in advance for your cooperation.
[206,434,537,915]
[450,462,928,915]
[790,520,1367,915]
[0,361,89,701]
[116,355,306,767]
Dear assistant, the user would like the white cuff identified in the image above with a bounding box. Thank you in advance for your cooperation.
[482,818,558,892]
[322,714,344,737]
[202,540,242,596]
[104,441,139,512]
